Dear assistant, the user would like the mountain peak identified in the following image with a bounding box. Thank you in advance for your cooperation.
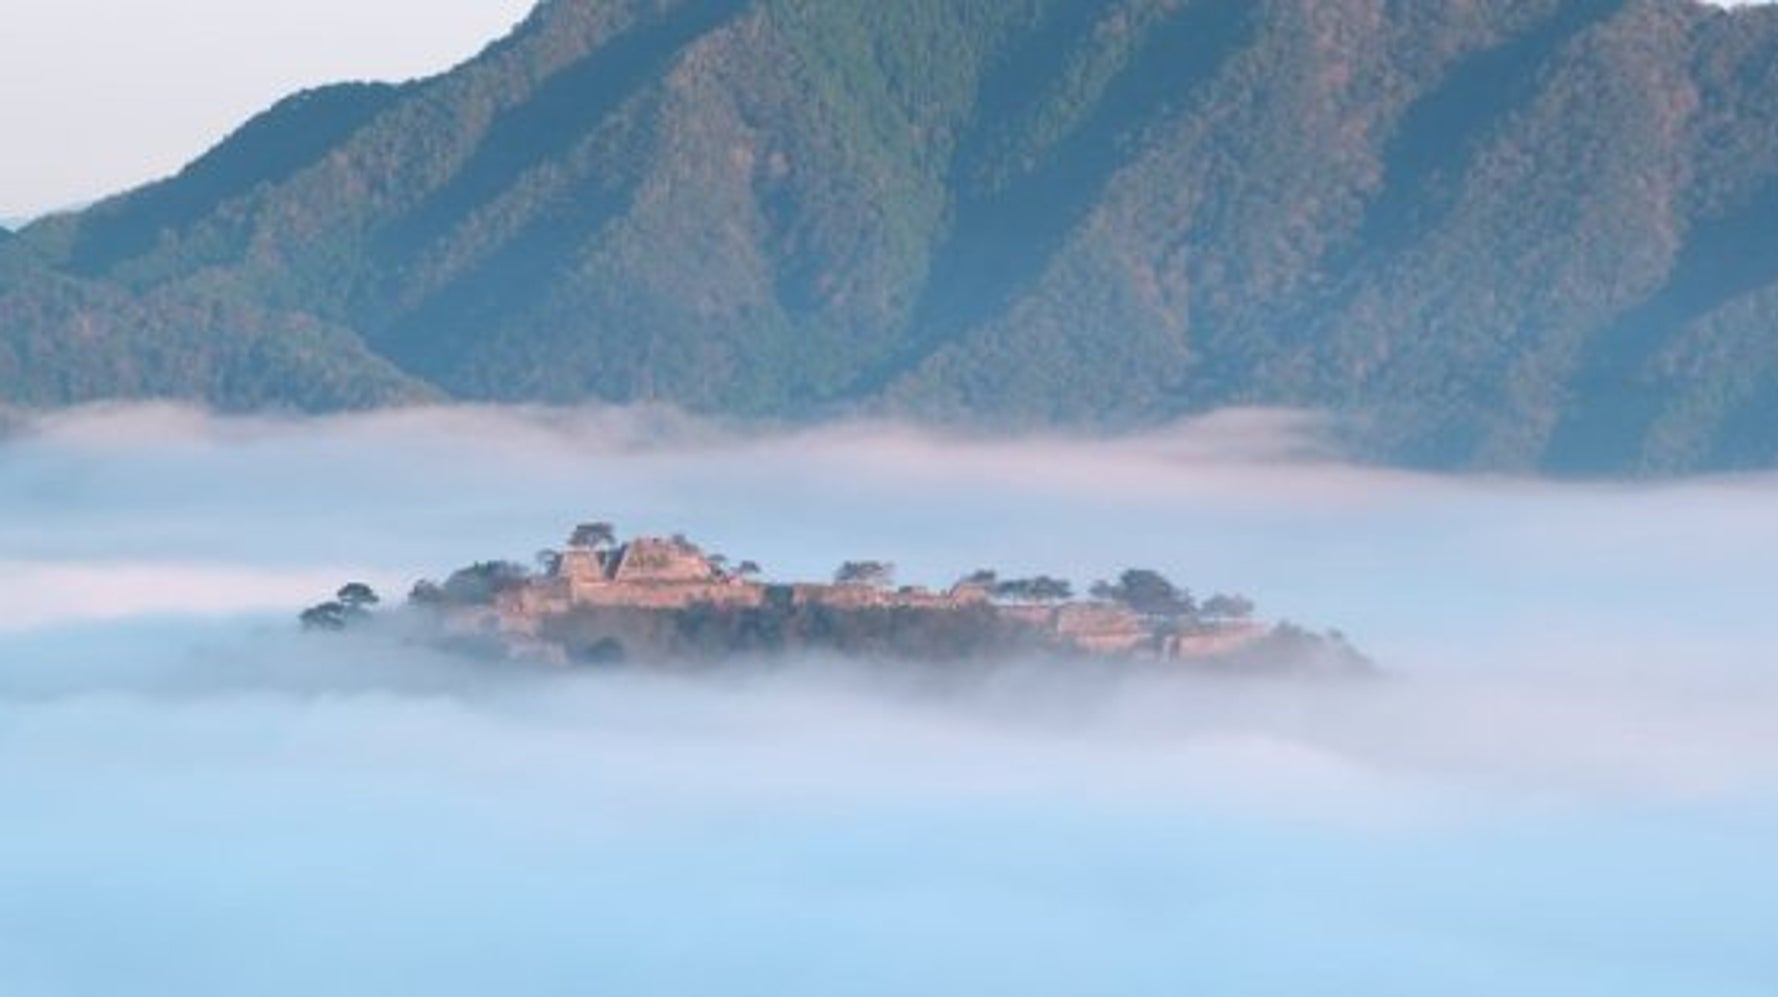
[3,0,1777,473]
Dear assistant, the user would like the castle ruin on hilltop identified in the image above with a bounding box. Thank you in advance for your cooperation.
[479,524,1269,662]
[506,532,990,617]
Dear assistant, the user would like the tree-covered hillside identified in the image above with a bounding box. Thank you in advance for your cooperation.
[4,0,1777,473]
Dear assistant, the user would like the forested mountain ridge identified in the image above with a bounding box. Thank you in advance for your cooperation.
[4,0,1777,473]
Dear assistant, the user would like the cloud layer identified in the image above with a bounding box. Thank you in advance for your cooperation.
[2,403,1776,995]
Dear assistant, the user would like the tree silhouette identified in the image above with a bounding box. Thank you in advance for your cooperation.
[568,522,616,549]
[1201,593,1256,622]
[835,561,895,588]
[1092,569,1194,618]
[298,583,383,630]
[440,561,532,606]
[994,576,1073,603]
[337,582,380,610]
[299,602,349,632]
[408,580,445,606]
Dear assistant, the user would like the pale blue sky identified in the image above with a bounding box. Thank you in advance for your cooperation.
[0,0,537,220]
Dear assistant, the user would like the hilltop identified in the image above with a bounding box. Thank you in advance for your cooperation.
[305,522,1368,675]
[6,0,1778,473]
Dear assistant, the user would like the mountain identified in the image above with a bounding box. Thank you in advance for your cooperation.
[4,0,1778,473]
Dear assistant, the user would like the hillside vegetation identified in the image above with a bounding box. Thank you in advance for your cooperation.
[4,0,1777,472]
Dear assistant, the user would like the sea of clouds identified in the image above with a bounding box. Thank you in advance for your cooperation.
[2,403,1776,996]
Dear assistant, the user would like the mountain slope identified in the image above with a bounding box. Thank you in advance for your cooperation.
[4,0,1778,472]
[0,261,435,411]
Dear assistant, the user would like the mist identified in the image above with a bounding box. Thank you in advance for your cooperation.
[2,403,1776,995]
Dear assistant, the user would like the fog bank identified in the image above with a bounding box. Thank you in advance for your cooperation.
[2,403,1775,995]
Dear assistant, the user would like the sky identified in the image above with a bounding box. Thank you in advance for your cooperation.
[0,0,536,221]
[2,402,1777,994]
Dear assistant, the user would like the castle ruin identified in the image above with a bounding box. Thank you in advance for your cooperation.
[484,524,1270,663]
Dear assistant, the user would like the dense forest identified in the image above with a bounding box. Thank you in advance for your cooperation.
[4,0,1778,473]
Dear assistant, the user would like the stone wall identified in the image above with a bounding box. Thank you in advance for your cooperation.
[489,548,1252,663]
[787,584,977,611]
[559,549,609,587]
[1166,624,1266,660]
[611,538,718,585]
[571,580,766,611]
[1051,603,1152,655]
